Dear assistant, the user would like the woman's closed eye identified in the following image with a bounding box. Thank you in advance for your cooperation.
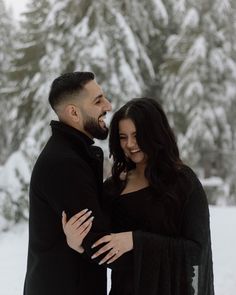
[119,135,127,140]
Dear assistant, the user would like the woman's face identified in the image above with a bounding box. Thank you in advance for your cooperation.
[118,118,146,165]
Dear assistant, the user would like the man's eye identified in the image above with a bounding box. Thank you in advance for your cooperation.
[95,99,101,104]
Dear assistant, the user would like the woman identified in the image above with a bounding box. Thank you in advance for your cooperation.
[63,98,214,295]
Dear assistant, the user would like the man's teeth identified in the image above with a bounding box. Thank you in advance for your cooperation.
[99,117,107,128]
[99,118,105,124]
[99,116,106,123]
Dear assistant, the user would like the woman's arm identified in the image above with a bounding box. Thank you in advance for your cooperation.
[90,231,133,264]
[131,169,214,294]
[62,209,93,253]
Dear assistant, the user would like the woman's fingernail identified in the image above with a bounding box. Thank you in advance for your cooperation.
[91,244,95,249]
[99,260,104,265]
[91,254,96,259]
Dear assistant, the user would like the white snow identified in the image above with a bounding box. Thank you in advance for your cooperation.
[3,0,28,20]
[0,206,235,295]
[181,36,207,73]
[0,151,30,194]
[210,206,236,294]
[182,8,199,29]
[201,177,223,187]
[73,16,90,38]
[210,48,225,74]
[114,11,140,58]
[0,223,28,295]
[150,0,168,25]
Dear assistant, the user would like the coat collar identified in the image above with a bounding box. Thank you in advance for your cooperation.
[50,120,103,162]
[50,120,94,146]
[50,120,104,194]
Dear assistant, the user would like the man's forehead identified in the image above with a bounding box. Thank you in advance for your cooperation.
[84,80,101,91]
[82,80,103,99]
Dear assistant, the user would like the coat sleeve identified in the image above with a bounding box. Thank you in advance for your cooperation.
[35,156,131,268]
[132,171,214,295]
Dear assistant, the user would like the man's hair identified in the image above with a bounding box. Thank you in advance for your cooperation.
[48,71,95,111]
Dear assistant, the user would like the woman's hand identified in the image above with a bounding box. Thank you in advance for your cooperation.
[62,209,94,253]
[91,232,133,264]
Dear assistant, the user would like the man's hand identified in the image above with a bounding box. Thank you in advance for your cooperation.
[62,209,94,253]
[91,232,133,264]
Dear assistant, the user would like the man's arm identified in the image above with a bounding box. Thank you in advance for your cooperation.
[39,156,133,267]
[39,156,110,255]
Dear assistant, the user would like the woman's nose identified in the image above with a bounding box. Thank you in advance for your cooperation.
[127,137,136,148]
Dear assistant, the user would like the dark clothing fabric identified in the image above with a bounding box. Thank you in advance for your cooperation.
[23,120,109,295]
[104,166,214,295]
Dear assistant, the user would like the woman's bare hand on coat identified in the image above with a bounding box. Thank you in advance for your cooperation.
[91,232,133,264]
[62,209,94,253]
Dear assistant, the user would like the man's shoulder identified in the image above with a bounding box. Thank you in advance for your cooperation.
[32,144,92,179]
[35,150,90,170]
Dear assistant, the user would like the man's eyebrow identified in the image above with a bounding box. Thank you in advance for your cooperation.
[93,94,103,101]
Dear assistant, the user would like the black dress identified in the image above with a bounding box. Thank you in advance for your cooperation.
[104,166,214,295]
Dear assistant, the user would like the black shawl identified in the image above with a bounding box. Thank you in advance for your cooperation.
[132,168,214,295]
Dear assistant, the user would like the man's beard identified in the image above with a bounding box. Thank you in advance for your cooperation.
[83,115,108,140]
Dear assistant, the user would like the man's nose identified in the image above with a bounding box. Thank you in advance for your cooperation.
[104,98,112,112]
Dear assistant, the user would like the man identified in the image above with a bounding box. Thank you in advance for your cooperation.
[23,72,112,295]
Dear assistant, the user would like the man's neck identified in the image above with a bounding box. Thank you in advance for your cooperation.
[59,118,94,140]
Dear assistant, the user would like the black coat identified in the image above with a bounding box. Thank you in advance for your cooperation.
[23,120,110,295]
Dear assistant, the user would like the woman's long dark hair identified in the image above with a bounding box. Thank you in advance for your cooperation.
[109,98,187,206]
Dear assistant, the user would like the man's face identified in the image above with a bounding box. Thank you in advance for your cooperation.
[79,80,112,140]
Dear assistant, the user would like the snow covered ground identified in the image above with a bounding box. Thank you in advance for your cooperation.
[210,206,236,294]
[0,206,235,295]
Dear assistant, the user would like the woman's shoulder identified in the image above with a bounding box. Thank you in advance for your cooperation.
[179,164,199,181]
[179,164,207,200]
[176,164,203,194]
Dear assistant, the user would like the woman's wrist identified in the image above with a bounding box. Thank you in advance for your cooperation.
[77,246,85,254]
